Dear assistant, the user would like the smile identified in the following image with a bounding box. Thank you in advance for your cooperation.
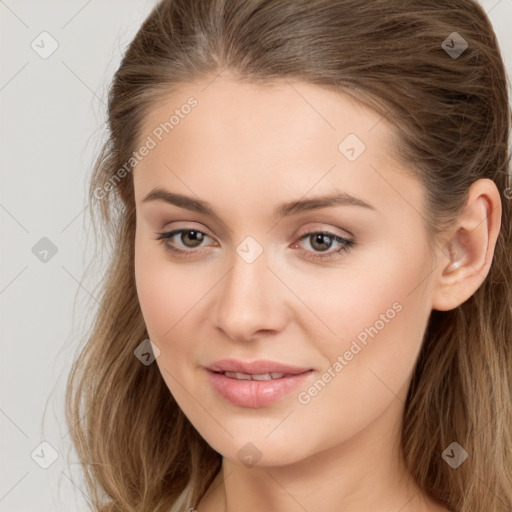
[206,368,314,408]
[221,371,288,380]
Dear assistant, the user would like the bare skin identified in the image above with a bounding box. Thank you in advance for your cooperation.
[197,467,452,512]
[132,72,501,512]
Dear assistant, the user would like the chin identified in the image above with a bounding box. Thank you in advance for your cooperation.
[196,426,316,469]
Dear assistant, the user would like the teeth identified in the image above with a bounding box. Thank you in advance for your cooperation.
[226,372,252,380]
[223,371,287,380]
[252,373,272,380]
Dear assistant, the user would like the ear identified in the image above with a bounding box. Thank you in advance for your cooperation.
[431,178,502,312]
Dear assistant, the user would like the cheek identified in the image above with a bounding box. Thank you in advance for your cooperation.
[283,238,431,355]
[134,237,203,339]
[135,240,170,338]
[134,247,196,397]
[293,244,432,422]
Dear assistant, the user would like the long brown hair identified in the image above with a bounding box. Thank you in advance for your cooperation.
[62,1,512,510]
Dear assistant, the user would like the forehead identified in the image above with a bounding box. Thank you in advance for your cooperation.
[132,76,422,219]
[137,76,393,154]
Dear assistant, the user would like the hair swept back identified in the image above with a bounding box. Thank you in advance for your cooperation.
[62,1,512,511]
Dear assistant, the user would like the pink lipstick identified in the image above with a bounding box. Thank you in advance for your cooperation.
[205,359,314,408]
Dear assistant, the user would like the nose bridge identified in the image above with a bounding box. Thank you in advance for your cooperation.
[215,238,283,340]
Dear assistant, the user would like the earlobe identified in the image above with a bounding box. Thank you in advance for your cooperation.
[431,178,502,312]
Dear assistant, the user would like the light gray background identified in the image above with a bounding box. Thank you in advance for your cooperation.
[1,1,511,511]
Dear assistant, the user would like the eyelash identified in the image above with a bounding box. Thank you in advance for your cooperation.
[153,228,355,262]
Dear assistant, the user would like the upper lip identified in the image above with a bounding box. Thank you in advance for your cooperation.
[206,359,312,375]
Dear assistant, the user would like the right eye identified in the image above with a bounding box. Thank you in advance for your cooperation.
[153,228,216,257]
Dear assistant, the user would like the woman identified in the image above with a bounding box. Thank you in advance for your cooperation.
[65,1,512,511]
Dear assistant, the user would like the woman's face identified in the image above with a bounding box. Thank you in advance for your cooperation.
[133,75,439,466]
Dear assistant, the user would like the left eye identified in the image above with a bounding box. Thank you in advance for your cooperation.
[153,228,355,261]
[294,231,354,261]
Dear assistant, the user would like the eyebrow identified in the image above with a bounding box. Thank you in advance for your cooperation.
[141,187,377,221]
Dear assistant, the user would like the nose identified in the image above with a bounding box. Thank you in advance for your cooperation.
[214,246,288,342]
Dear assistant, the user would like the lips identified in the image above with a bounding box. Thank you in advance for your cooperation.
[205,359,314,407]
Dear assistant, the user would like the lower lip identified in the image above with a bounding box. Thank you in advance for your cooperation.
[206,369,314,408]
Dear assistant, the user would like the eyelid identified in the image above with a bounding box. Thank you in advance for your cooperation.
[295,223,353,240]
[160,222,216,240]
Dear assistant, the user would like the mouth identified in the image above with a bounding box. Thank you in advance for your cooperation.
[206,358,313,376]
[205,366,314,408]
[211,370,306,381]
